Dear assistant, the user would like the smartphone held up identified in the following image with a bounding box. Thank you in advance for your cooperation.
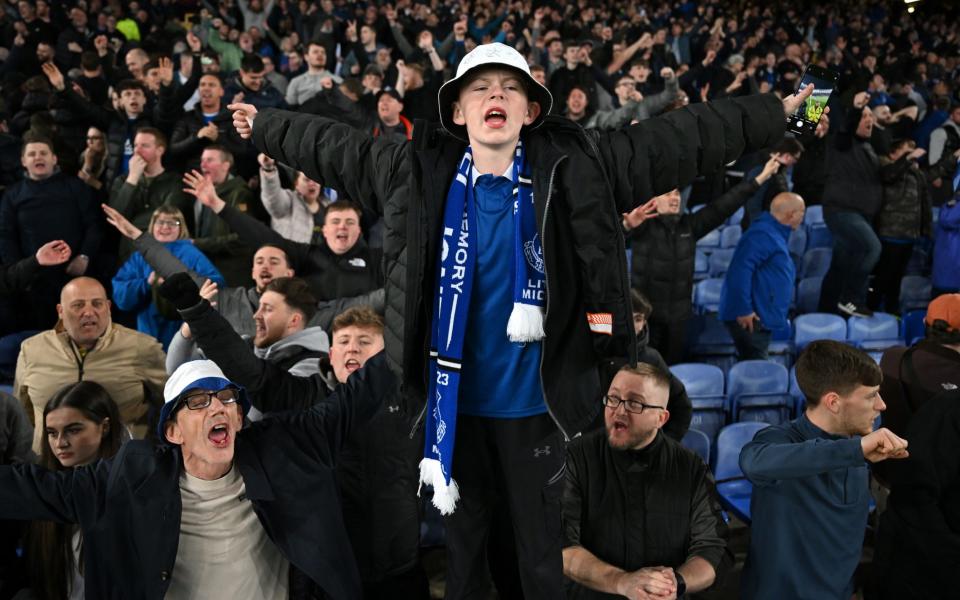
[786,65,839,136]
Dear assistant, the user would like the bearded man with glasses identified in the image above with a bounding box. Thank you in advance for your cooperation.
[0,355,392,599]
[561,363,732,600]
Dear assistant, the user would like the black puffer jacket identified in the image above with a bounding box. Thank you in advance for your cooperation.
[252,94,785,438]
[629,177,759,323]
[822,107,883,219]
[875,156,932,239]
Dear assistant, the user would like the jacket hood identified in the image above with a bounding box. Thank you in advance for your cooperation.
[635,325,650,353]
[254,326,330,361]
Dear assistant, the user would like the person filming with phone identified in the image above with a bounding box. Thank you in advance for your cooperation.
[818,91,883,318]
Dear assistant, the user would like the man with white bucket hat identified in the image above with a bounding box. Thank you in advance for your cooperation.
[0,353,391,599]
[223,42,816,598]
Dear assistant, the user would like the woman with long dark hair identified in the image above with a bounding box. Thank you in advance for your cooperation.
[21,381,123,600]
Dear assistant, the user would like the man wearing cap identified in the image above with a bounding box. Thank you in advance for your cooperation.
[875,295,960,598]
[225,42,814,598]
[0,351,391,599]
[373,88,413,141]
[874,293,960,476]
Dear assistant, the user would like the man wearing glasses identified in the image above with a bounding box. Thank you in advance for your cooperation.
[0,355,390,599]
[561,363,731,599]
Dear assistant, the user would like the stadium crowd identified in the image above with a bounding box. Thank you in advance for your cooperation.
[0,0,958,598]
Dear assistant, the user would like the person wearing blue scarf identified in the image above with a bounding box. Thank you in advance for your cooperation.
[221,42,817,598]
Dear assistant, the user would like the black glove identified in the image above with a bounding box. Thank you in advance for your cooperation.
[158,272,202,311]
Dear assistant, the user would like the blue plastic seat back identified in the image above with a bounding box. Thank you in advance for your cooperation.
[728,360,789,398]
[803,205,824,227]
[696,228,721,252]
[681,428,711,465]
[901,310,927,346]
[796,277,824,315]
[720,225,742,248]
[788,226,807,260]
[694,249,709,280]
[900,276,932,312]
[715,422,768,481]
[801,247,832,279]
[806,225,833,250]
[671,363,725,398]
[794,313,847,349]
[708,248,736,277]
[694,278,724,313]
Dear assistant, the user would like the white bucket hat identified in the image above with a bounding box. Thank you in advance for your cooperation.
[157,360,250,441]
[437,42,553,142]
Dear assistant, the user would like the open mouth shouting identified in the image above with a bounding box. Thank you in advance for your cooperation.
[207,421,231,448]
[344,358,362,374]
[484,106,507,128]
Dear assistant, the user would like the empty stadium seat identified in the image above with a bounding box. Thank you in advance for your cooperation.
[800,247,832,279]
[694,278,724,313]
[727,206,745,227]
[795,276,824,315]
[708,248,736,277]
[900,276,932,313]
[788,226,807,261]
[901,309,927,345]
[789,365,805,417]
[696,228,721,253]
[847,313,903,351]
[688,314,738,375]
[672,362,726,442]
[720,225,742,248]
[806,225,833,250]
[803,205,824,227]
[693,249,709,281]
[727,360,791,424]
[767,320,794,368]
[714,422,768,524]
[794,313,847,350]
[681,428,711,465]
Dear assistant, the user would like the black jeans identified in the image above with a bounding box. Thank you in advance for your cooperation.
[724,320,772,360]
[867,241,915,314]
[819,210,882,310]
[442,413,565,600]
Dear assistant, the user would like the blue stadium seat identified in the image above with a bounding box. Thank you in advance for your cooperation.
[803,205,824,227]
[696,228,721,254]
[681,428,711,465]
[900,276,932,313]
[727,360,791,424]
[767,320,794,368]
[800,247,832,279]
[788,226,807,262]
[901,309,927,346]
[688,314,738,374]
[847,313,903,352]
[694,278,724,313]
[796,277,823,315]
[794,313,847,350]
[672,362,727,442]
[806,225,833,250]
[708,248,736,277]
[727,206,745,227]
[714,422,768,524]
[720,225,742,248]
[789,365,805,417]
[693,249,709,282]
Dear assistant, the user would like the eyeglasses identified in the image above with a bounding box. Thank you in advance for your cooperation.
[178,388,239,411]
[155,219,181,228]
[602,394,666,414]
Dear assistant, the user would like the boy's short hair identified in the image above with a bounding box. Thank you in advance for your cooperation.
[795,340,882,406]
[331,306,384,335]
[116,79,147,94]
[240,53,265,73]
[263,277,317,322]
[204,144,234,165]
[773,137,805,156]
[324,199,362,221]
[80,51,100,71]
[21,131,55,155]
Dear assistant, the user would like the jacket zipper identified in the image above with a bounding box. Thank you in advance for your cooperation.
[540,155,572,443]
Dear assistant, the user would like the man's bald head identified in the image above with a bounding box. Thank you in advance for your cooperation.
[58,277,112,349]
[770,192,805,230]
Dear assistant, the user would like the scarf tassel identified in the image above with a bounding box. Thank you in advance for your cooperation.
[418,457,461,515]
[506,303,545,343]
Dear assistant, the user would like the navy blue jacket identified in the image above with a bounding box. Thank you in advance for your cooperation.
[0,352,391,600]
[739,414,869,600]
[932,198,960,291]
[719,212,795,329]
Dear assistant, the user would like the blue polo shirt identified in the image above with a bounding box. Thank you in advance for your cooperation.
[458,166,547,418]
